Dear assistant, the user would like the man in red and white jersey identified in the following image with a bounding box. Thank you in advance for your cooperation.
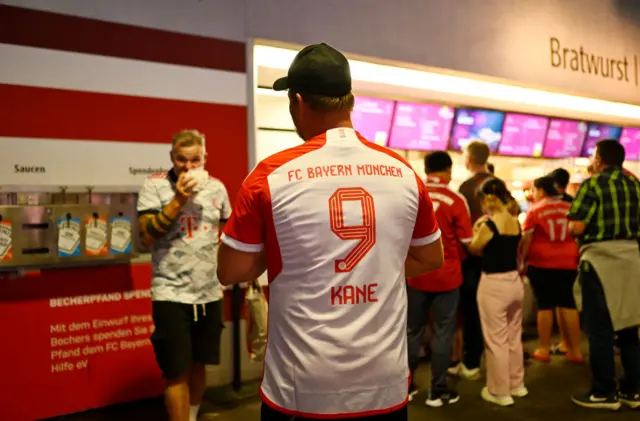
[407,151,473,407]
[520,176,582,362]
[217,43,444,421]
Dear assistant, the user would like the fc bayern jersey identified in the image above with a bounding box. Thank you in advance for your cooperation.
[221,128,440,418]
[137,170,232,304]
[523,197,578,270]
[408,176,473,292]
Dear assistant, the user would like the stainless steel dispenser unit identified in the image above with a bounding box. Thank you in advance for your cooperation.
[0,186,139,271]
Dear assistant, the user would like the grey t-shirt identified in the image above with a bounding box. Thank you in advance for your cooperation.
[137,170,232,304]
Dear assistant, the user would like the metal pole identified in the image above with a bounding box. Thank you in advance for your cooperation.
[231,283,242,391]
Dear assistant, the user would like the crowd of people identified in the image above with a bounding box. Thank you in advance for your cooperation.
[408,139,640,411]
[138,43,640,421]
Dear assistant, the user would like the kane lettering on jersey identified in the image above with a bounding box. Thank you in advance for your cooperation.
[523,197,578,270]
[137,169,232,304]
[408,175,473,292]
[221,128,440,418]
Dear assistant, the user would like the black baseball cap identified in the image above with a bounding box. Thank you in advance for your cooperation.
[272,43,352,97]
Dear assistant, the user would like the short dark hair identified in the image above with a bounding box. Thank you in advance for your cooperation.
[424,151,453,174]
[476,177,510,204]
[548,168,570,189]
[534,176,559,197]
[487,163,495,174]
[596,139,625,167]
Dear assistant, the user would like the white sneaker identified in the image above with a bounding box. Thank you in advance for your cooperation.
[481,387,515,406]
[426,390,460,408]
[448,363,461,376]
[511,387,529,398]
[408,383,419,402]
[459,364,481,380]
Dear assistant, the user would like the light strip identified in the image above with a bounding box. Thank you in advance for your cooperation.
[255,45,640,121]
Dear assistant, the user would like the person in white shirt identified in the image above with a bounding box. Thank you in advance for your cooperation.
[217,43,444,421]
[137,130,231,421]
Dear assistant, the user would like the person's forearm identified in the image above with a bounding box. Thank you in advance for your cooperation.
[405,253,442,278]
[520,240,531,265]
[405,255,427,279]
[140,198,186,245]
[247,253,268,283]
[568,220,586,236]
[217,248,267,285]
[467,244,483,256]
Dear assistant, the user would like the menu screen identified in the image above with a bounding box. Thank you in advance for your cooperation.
[351,96,395,146]
[387,102,455,151]
[498,113,549,157]
[449,109,505,152]
[581,123,622,157]
[542,119,588,158]
[620,127,640,161]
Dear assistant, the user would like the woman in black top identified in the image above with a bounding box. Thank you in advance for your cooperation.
[468,178,526,407]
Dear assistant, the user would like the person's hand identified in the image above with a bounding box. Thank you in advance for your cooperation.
[175,172,198,204]
[518,261,528,277]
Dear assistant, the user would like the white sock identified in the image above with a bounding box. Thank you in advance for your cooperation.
[189,404,200,421]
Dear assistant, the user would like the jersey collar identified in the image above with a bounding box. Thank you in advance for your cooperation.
[540,195,561,204]
[426,175,448,185]
[325,127,359,143]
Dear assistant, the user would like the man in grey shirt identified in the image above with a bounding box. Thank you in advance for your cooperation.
[138,130,231,421]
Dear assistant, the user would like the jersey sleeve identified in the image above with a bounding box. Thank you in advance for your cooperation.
[453,195,473,244]
[522,207,537,234]
[137,178,162,213]
[220,170,266,253]
[411,174,441,246]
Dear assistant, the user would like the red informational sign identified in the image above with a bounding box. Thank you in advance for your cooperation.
[0,264,164,421]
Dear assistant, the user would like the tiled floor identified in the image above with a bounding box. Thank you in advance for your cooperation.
[51,342,639,421]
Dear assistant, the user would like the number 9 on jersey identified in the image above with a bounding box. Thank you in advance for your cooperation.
[329,187,377,273]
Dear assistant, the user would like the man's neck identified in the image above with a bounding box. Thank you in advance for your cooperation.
[304,117,354,141]
[468,164,488,175]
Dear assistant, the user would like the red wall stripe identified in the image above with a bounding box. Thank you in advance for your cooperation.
[0,5,246,73]
[0,83,248,201]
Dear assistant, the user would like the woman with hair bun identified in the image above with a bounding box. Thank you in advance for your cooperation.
[468,178,526,407]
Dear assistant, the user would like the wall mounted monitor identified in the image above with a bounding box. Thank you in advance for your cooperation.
[387,102,456,151]
[620,127,640,161]
[351,96,395,146]
[542,119,588,158]
[498,113,549,157]
[580,123,623,158]
[449,108,505,152]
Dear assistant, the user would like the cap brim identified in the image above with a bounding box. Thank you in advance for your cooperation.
[272,76,289,91]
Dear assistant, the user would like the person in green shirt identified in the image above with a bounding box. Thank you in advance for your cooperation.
[567,139,640,411]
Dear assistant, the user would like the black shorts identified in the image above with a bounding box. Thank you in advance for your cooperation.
[527,266,577,310]
[261,403,407,421]
[151,300,224,379]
